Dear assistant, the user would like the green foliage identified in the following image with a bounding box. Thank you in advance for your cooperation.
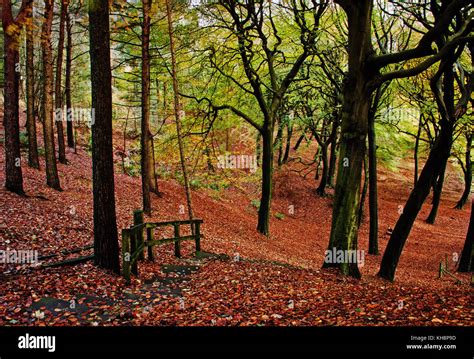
[21,0,468,211]
[251,199,260,210]
[206,176,231,191]
[177,172,232,191]
[38,147,46,157]
[375,122,414,172]
[19,132,29,149]
[274,212,285,220]
[123,159,140,177]
[86,134,93,154]
[190,178,203,190]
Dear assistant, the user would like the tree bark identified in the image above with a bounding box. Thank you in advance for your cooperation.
[358,153,369,228]
[54,0,67,164]
[316,115,339,195]
[458,197,474,272]
[257,125,273,236]
[25,2,39,169]
[256,132,261,167]
[322,0,375,278]
[316,143,328,196]
[149,136,159,194]
[2,0,31,194]
[314,146,321,180]
[89,0,120,273]
[379,120,453,281]
[282,121,292,164]
[276,117,283,168]
[166,0,194,225]
[65,1,74,148]
[368,98,378,255]
[293,132,305,151]
[41,0,61,190]
[425,52,457,224]
[328,130,337,188]
[426,158,447,224]
[414,114,423,186]
[379,34,473,280]
[141,0,153,215]
[455,133,472,209]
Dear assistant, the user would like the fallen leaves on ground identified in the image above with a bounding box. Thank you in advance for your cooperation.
[0,121,472,326]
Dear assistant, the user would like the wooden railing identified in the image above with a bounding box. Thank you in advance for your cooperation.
[121,210,203,283]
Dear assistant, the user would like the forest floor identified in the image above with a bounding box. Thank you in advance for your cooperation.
[0,120,472,326]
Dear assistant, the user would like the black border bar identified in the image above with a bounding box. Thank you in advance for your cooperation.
[0,326,472,355]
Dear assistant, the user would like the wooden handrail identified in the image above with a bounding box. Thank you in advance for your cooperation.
[126,218,204,234]
[121,212,203,283]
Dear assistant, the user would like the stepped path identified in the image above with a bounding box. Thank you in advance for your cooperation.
[23,253,226,325]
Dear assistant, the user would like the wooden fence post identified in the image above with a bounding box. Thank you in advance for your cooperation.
[174,223,181,258]
[147,226,155,261]
[134,209,145,260]
[121,229,131,283]
[130,232,138,275]
[195,221,201,253]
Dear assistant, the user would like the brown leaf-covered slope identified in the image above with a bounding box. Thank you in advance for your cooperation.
[0,120,472,326]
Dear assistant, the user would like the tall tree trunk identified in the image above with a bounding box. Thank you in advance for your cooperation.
[426,56,457,224]
[2,0,30,194]
[166,0,194,224]
[426,159,447,224]
[256,132,262,167]
[368,102,378,254]
[414,114,423,186]
[89,0,120,273]
[41,0,61,190]
[25,2,39,169]
[257,125,273,236]
[379,34,473,281]
[122,107,129,174]
[204,144,214,172]
[54,0,67,164]
[293,132,305,151]
[379,121,453,281]
[162,81,168,116]
[282,121,292,164]
[322,0,374,278]
[149,137,159,194]
[328,132,337,188]
[458,197,473,272]
[455,133,472,209]
[314,146,321,180]
[358,153,369,228]
[65,3,74,148]
[143,2,159,197]
[316,144,328,196]
[141,0,152,215]
[325,116,339,188]
[276,117,283,168]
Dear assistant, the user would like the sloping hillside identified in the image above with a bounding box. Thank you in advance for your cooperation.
[0,120,472,326]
